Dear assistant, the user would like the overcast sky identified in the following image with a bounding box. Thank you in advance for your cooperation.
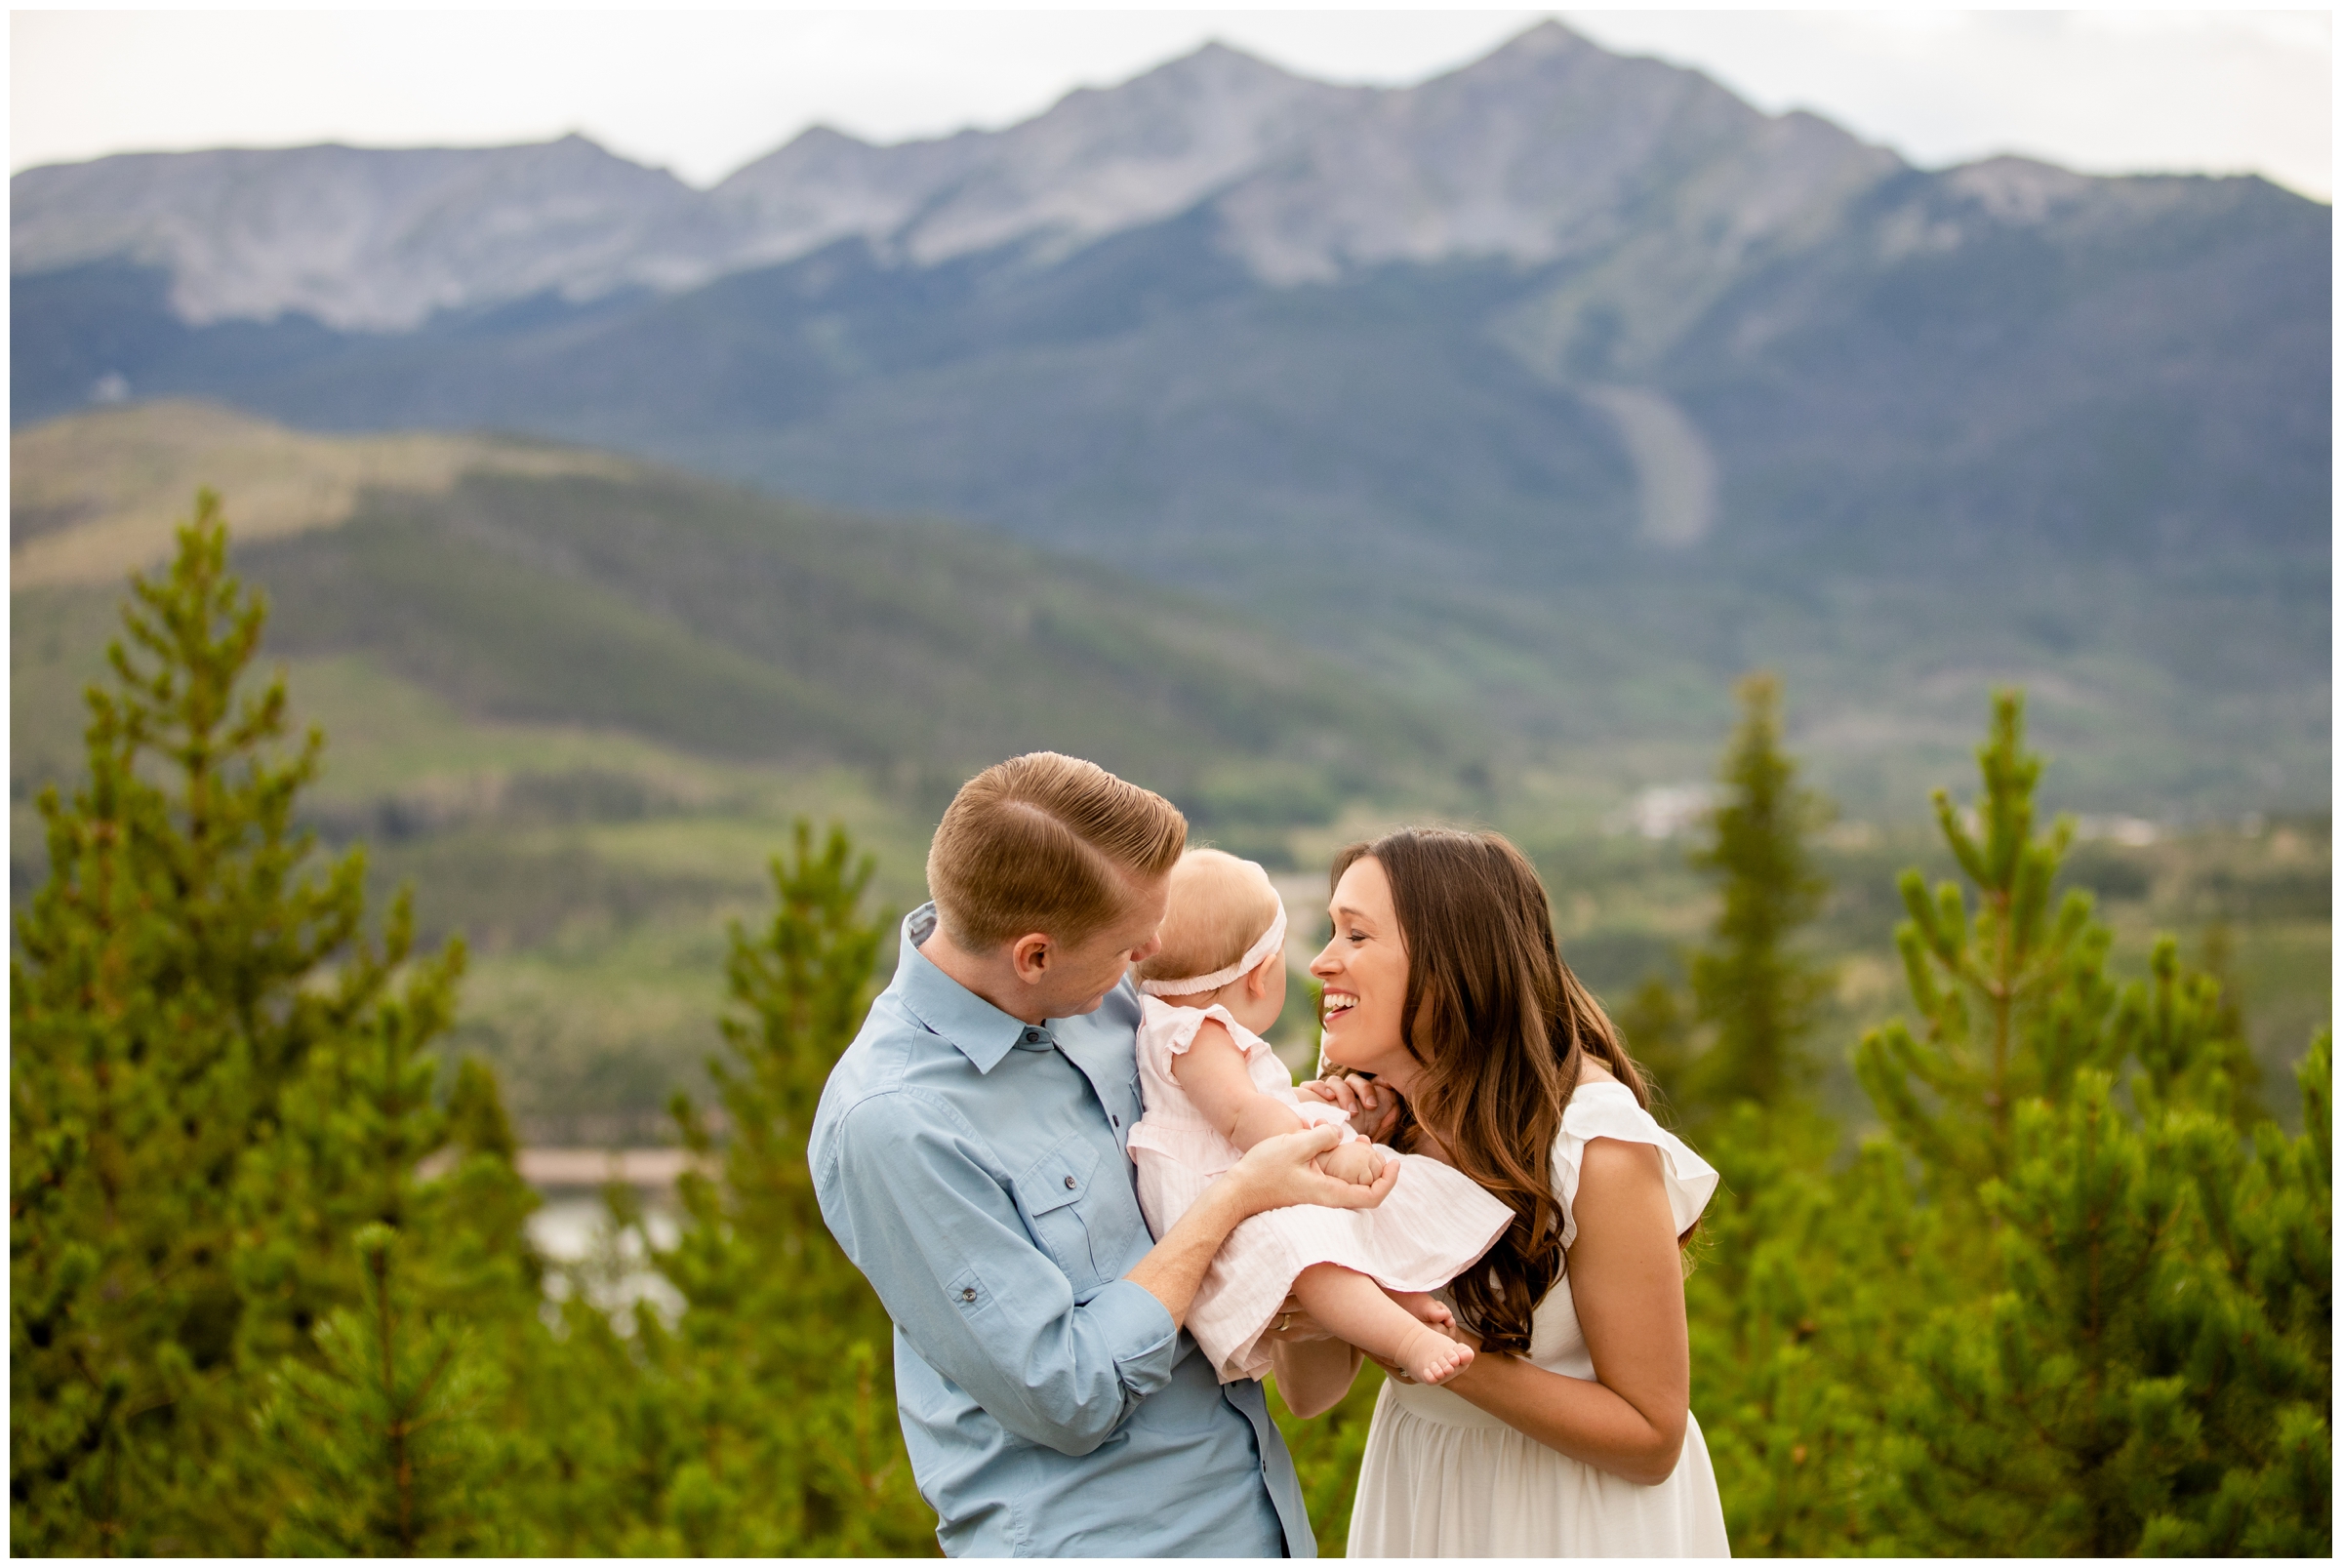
[10,8,2332,201]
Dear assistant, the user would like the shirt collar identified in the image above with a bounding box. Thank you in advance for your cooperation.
[895,903,1051,1074]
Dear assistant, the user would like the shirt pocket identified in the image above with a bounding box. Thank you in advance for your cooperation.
[1012,1135,1107,1294]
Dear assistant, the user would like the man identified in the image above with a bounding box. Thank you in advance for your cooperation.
[812,753,1394,1556]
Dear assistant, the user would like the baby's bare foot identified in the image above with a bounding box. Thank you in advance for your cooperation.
[1389,1290,1455,1330]
[1395,1323,1475,1387]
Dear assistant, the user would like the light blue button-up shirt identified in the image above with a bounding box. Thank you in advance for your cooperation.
[811,905,1311,1557]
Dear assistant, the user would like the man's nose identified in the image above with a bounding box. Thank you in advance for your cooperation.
[1134,932,1163,962]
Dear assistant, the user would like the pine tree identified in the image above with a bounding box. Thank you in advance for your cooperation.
[2141,1029,2329,1553]
[1615,673,1834,1127]
[11,493,399,1550]
[260,1223,506,1554]
[1857,692,2331,1554]
[11,493,543,1553]
[1883,1035,2330,1553]
[1690,687,2330,1555]
[629,821,936,1553]
[239,899,543,1553]
[1684,672,1837,1115]
[227,892,482,1354]
[2195,920,2271,1127]
[1646,674,1891,1552]
[1853,692,2123,1194]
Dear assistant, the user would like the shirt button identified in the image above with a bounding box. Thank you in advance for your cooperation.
[960,1287,977,1302]
[1063,1175,1077,1189]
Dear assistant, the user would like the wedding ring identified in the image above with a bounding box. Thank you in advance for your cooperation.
[1276,1311,1293,1333]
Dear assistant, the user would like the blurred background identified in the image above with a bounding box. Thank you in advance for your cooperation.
[12,8,2329,1163]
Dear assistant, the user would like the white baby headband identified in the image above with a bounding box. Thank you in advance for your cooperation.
[1137,892,1288,997]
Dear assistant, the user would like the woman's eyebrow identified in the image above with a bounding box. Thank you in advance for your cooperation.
[1330,905,1371,922]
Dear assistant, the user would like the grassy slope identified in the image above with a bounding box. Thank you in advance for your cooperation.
[16,402,1466,801]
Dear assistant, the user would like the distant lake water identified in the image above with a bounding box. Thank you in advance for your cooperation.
[524,1172,685,1326]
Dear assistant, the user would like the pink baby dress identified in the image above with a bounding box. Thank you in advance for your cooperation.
[1125,995,1514,1384]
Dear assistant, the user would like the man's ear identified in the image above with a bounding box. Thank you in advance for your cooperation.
[1010,932,1053,985]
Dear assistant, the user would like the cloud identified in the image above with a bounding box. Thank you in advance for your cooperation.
[10,9,2329,199]
[1563,9,2331,199]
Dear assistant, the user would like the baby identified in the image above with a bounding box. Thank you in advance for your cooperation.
[1125,850,1513,1387]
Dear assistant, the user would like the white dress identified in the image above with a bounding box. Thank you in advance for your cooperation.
[1346,1082,1730,1558]
[1125,997,1514,1384]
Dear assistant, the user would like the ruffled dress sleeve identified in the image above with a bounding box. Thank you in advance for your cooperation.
[1133,995,1356,1141]
[1553,1082,1718,1249]
[1138,995,1242,1059]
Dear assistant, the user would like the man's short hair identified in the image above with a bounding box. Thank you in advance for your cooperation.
[927,753,1188,951]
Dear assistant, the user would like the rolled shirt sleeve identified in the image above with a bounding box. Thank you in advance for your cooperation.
[821,1089,1178,1456]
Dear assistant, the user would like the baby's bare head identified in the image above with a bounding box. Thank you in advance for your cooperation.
[1132,849,1280,989]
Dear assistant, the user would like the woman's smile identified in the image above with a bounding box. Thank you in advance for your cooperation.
[1310,855,1413,1089]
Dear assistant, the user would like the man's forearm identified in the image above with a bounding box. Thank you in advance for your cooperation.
[1125,1122,1393,1329]
[1124,1181,1251,1329]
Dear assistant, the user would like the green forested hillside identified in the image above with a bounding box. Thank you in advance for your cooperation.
[14,402,1462,803]
[17,160,2325,819]
[14,403,2324,1141]
[11,403,1469,1133]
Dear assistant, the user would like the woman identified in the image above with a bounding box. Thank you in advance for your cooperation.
[1270,828,1729,1557]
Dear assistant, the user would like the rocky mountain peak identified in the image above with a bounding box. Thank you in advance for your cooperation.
[1205,18,1897,308]
[12,135,708,330]
[1943,155,2101,222]
[712,36,1364,268]
[13,22,2012,334]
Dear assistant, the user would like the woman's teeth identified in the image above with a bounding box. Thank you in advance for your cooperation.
[1323,993,1356,1015]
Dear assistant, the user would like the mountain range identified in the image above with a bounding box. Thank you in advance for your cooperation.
[12,28,1894,332]
[13,20,2330,815]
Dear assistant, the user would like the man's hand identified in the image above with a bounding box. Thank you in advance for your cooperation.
[1127,1124,1394,1331]
[1227,1123,1398,1216]
[1296,1072,1403,1142]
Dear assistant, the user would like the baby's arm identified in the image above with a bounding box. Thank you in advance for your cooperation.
[1170,1019,1312,1153]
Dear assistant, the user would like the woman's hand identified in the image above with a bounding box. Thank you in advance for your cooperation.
[1225,1123,1399,1218]
[1295,1071,1403,1142]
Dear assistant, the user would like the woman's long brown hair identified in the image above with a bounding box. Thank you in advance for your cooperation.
[1332,828,1652,1357]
